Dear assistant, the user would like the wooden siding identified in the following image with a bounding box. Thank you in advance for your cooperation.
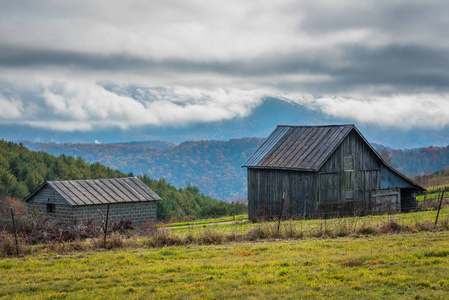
[247,168,317,220]
[380,165,417,189]
[27,185,69,206]
[318,130,382,209]
[247,129,386,219]
[245,125,424,220]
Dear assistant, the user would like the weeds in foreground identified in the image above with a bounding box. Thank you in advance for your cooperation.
[2,210,449,257]
[0,232,32,257]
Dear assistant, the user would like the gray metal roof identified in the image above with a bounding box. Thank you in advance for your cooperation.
[242,125,354,171]
[26,177,161,206]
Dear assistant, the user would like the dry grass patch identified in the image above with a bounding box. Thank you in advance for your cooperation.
[339,258,364,267]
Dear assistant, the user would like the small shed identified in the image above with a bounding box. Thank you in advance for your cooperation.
[242,125,425,220]
[24,177,161,225]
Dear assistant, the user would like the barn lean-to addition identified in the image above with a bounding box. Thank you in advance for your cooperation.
[242,125,425,221]
[24,177,161,226]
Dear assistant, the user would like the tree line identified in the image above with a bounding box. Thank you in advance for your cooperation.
[0,140,246,220]
[23,138,266,201]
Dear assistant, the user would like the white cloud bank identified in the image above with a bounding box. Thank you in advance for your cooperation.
[314,94,449,129]
[1,78,449,131]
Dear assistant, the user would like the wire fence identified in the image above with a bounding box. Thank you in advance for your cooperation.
[1,192,447,248]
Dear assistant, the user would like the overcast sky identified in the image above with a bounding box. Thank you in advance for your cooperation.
[1,0,449,133]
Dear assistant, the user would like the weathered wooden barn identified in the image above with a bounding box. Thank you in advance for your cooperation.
[24,177,161,225]
[242,125,424,220]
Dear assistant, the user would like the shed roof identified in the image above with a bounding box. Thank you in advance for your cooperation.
[242,125,353,171]
[24,177,161,206]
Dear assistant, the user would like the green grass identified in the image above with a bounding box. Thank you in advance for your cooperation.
[416,190,447,202]
[159,214,248,227]
[1,231,449,299]
[415,182,449,201]
[165,207,449,236]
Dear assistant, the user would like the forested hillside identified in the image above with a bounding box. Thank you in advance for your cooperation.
[24,138,265,201]
[0,140,245,220]
[373,144,449,176]
[23,138,449,202]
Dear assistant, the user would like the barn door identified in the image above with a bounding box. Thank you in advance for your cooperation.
[371,189,400,214]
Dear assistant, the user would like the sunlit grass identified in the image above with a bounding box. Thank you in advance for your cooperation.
[1,231,449,299]
[159,214,248,227]
[166,207,449,236]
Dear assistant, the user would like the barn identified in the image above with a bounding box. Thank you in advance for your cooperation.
[242,125,425,220]
[24,177,161,226]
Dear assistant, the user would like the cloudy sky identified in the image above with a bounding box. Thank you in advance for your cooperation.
[1,0,449,142]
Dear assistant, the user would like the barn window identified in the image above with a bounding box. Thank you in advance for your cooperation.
[344,155,354,171]
[47,204,56,213]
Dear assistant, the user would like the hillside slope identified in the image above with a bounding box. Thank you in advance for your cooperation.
[373,144,449,176]
[23,138,449,201]
[24,138,265,201]
[0,140,245,220]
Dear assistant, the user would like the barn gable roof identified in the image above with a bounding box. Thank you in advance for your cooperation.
[242,124,424,191]
[243,125,353,171]
[24,177,161,206]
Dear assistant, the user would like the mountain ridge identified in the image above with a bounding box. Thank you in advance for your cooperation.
[22,137,449,201]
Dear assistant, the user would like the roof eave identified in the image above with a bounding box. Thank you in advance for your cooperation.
[245,166,318,172]
[22,181,48,202]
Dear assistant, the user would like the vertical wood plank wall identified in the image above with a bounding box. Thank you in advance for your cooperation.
[247,168,317,220]
[247,130,390,219]
[318,130,382,210]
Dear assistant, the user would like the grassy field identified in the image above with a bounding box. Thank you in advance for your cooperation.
[1,231,449,299]
[166,207,449,236]
[2,208,449,299]
[159,214,248,227]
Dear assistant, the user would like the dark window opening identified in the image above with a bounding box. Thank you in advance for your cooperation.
[47,204,55,213]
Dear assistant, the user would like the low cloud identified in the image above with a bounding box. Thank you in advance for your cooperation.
[1,79,268,131]
[0,95,22,119]
[2,77,449,132]
[314,94,449,129]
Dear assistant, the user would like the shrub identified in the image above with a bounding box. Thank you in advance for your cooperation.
[141,220,157,234]
[0,232,17,256]
[195,228,225,245]
[379,219,404,233]
[91,233,124,249]
[281,221,303,239]
[106,233,124,249]
[143,228,187,248]
[357,223,378,235]
[334,220,352,237]
[245,225,271,240]
[112,218,134,236]
[440,215,449,230]
[0,231,31,257]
